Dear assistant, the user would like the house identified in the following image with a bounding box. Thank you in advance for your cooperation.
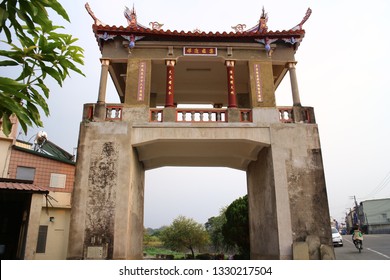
[0,119,75,260]
[359,198,390,234]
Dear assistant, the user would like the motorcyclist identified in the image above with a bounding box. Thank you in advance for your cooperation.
[351,224,363,248]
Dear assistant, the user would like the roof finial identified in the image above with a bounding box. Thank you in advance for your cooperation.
[85,2,106,26]
[258,6,268,32]
[291,8,312,31]
[124,4,137,27]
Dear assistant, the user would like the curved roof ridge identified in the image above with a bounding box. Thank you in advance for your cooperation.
[291,8,312,31]
[86,3,311,35]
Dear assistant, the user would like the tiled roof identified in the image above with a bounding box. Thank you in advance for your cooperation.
[92,24,306,39]
[87,4,312,49]
[0,180,49,193]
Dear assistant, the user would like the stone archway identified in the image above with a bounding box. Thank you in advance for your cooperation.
[67,107,332,260]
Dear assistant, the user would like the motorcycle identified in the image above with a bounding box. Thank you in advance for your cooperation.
[353,239,363,253]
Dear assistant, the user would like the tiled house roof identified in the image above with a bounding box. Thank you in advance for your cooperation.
[0,179,49,193]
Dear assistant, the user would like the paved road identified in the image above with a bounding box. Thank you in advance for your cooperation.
[334,234,390,260]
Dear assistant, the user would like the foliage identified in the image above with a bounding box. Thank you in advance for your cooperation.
[222,194,250,259]
[160,215,209,259]
[205,207,231,253]
[0,0,84,135]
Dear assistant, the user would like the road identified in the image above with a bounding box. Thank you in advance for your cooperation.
[334,234,390,260]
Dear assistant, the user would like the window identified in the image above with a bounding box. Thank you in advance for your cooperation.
[50,173,66,189]
[16,166,36,181]
[36,225,48,253]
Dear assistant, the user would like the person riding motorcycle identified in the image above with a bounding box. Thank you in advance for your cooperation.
[351,225,363,249]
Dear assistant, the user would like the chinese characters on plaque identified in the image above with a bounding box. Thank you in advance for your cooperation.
[254,63,263,102]
[183,47,217,56]
[137,61,146,101]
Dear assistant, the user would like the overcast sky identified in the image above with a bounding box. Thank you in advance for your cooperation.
[3,0,390,228]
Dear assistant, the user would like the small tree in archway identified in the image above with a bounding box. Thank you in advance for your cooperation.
[160,216,209,258]
[222,195,250,259]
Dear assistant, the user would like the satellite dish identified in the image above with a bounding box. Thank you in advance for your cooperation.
[35,131,48,145]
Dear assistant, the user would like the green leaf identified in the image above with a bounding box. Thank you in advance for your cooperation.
[0,77,27,89]
[0,111,12,136]
[36,78,49,98]
[0,60,19,66]
[0,6,9,27]
[29,85,49,113]
[42,65,63,86]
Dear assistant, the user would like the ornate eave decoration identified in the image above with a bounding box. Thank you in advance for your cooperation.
[149,22,164,30]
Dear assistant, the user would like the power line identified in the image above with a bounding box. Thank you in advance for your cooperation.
[361,169,390,199]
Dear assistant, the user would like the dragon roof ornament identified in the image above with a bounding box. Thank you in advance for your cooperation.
[85,2,106,26]
[291,8,312,31]
[124,5,137,27]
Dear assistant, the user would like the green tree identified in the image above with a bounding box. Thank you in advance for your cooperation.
[0,0,84,136]
[205,207,229,253]
[160,216,209,259]
[222,194,250,259]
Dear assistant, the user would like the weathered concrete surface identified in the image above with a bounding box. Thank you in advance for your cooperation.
[306,235,320,260]
[270,124,333,248]
[320,244,336,260]
[24,194,43,260]
[292,242,309,260]
[68,120,145,259]
[248,147,281,260]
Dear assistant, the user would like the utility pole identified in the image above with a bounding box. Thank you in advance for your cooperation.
[352,195,362,229]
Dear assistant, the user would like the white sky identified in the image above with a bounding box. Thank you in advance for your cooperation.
[3,0,390,228]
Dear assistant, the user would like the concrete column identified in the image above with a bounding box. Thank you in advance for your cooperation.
[123,148,145,259]
[24,193,43,260]
[97,59,110,104]
[226,60,237,108]
[165,60,176,107]
[247,147,286,259]
[288,62,301,106]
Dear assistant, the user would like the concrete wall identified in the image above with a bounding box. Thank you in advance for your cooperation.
[68,119,145,259]
[0,140,12,178]
[247,123,332,259]
[34,207,71,260]
[270,124,332,247]
[24,193,43,260]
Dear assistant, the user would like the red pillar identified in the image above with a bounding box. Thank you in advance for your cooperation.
[165,60,176,107]
[226,60,237,108]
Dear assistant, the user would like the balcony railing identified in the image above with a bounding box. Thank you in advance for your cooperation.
[278,106,314,123]
[176,109,227,122]
[278,107,294,123]
[150,109,163,122]
[83,104,123,121]
[106,105,122,120]
[84,104,315,124]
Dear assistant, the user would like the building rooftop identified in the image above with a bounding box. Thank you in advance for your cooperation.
[86,3,312,51]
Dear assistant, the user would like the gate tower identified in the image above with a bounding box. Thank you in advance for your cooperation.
[68,4,333,259]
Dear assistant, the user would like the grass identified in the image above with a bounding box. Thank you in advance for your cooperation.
[143,246,186,259]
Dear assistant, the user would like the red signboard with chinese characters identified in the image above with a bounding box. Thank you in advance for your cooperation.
[183,47,217,56]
